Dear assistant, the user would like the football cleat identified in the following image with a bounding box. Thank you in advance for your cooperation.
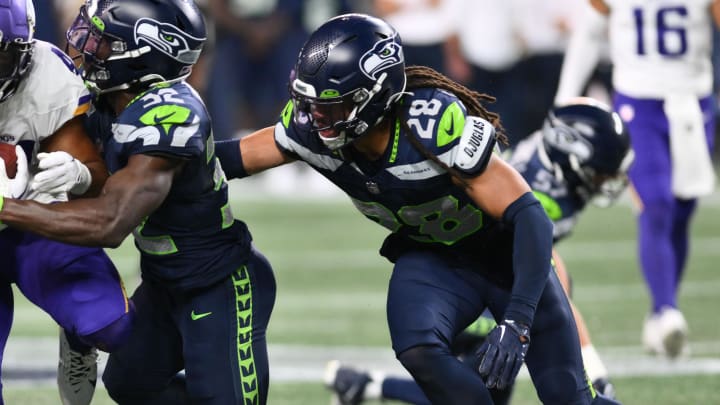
[592,377,616,399]
[658,307,689,359]
[324,360,371,405]
[58,329,98,405]
[642,312,665,356]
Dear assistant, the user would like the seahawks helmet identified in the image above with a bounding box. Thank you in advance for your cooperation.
[0,0,35,102]
[540,98,634,205]
[66,0,206,94]
[290,13,407,150]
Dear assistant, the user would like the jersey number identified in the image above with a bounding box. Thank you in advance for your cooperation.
[633,6,688,57]
[407,99,442,139]
[353,196,483,245]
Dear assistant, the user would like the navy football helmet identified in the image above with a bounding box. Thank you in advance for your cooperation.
[290,13,407,150]
[540,98,634,204]
[0,0,35,102]
[66,0,206,94]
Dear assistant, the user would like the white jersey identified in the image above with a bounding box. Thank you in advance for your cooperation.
[0,40,91,202]
[606,0,714,98]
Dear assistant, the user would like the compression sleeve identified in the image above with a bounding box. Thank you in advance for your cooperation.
[214,138,248,180]
[554,5,608,104]
[502,192,554,327]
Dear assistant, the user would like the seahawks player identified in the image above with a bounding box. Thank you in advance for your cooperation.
[214,13,620,404]
[0,1,133,404]
[322,98,633,404]
[0,0,276,404]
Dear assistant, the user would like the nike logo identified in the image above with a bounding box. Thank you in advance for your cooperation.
[446,115,455,135]
[191,310,212,321]
[154,111,176,124]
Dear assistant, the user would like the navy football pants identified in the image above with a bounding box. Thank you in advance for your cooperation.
[387,251,593,405]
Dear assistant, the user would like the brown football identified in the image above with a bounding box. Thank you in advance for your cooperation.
[0,143,17,179]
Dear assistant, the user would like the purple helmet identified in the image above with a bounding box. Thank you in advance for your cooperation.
[0,0,35,102]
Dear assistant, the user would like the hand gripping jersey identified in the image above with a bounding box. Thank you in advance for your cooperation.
[275,88,514,285]
[605,0,714,97]
[507,132,586,242]
[87,82,252,291]
[0,41,92,203]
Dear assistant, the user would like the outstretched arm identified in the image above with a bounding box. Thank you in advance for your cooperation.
[215,126,294,179]
[0,153,182,247]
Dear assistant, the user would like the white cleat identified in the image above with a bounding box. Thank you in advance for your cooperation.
[642,313,665,356]
[58,330,98,405]
[658,307,689,359]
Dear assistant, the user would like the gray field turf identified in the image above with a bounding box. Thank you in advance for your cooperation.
[4,169,720,404]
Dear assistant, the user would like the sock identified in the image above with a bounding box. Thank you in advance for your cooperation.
[364,370,385,400]
[581,344,608,382]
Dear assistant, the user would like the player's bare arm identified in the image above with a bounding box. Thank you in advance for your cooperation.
[38,115,108,197]
[0,153,182,247]
[460,154,532,219]
[239,125,294,174]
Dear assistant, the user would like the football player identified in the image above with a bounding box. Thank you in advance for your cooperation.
[214,13,621,405]
[322,98,633,405]
[0,1,134,404]
[555,0,719,359]
[0,0,277,404]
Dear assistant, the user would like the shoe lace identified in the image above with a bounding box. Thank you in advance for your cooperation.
[62,349,98,388]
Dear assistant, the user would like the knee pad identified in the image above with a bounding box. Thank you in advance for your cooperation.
[84,300,135,352]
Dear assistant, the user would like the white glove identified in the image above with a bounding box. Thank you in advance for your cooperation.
[31,151,92,195]
[0,145,29,198]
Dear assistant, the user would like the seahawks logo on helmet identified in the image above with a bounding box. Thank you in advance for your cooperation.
[545,123,594,163]
[134,18,203,65]
[359,34,403,80]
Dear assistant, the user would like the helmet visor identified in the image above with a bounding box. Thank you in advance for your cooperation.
[291,91,356,139]
[66,6,113,60]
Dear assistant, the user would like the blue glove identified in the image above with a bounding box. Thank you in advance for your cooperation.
[476,319,530,390]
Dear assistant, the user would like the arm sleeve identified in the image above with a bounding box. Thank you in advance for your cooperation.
[502,192,554,327]
[215,138,248,180]
[554,5,608,104]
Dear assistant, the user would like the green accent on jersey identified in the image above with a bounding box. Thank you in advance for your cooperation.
[388,118,401,163]
[320,89,340,98]
[233,266,259,404]
[281,100,294,129]
[139,105,192,135]
[436,102,465,147]
[220,201,234,229]
[464,317,497,338]
[132,218,179,255]
[190,310,212,320]
[532,191,563,221]
[91,16,105,31]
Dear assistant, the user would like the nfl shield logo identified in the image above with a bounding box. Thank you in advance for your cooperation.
[366,181,380,194]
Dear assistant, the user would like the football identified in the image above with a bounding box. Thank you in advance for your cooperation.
[0,143,17,179]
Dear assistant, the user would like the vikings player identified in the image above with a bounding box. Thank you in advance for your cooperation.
[214,13,621,405]
[556,0,719,358]
[0,1,133,404]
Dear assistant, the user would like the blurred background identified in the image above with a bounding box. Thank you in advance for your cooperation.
[6,0,720,404]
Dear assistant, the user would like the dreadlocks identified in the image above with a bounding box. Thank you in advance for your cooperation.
[404,65,509,146]
[392,65,508,186]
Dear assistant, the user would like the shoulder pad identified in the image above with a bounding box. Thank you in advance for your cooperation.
[452,116,497,176]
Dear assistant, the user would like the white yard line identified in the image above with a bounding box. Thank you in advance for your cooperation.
[4,338,720,387]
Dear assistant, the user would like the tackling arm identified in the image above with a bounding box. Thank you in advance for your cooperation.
[215,126,294,179]
[0,154,182,247]
[37,115,108,197]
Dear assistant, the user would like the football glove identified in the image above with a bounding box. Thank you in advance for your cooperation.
[31,151,92,195]
[476,319,530,390]
[0,145,29,199]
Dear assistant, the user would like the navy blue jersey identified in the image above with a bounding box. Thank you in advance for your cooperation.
[506,133,588,243]
[86,82,252,291]
[275,88,513,285]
